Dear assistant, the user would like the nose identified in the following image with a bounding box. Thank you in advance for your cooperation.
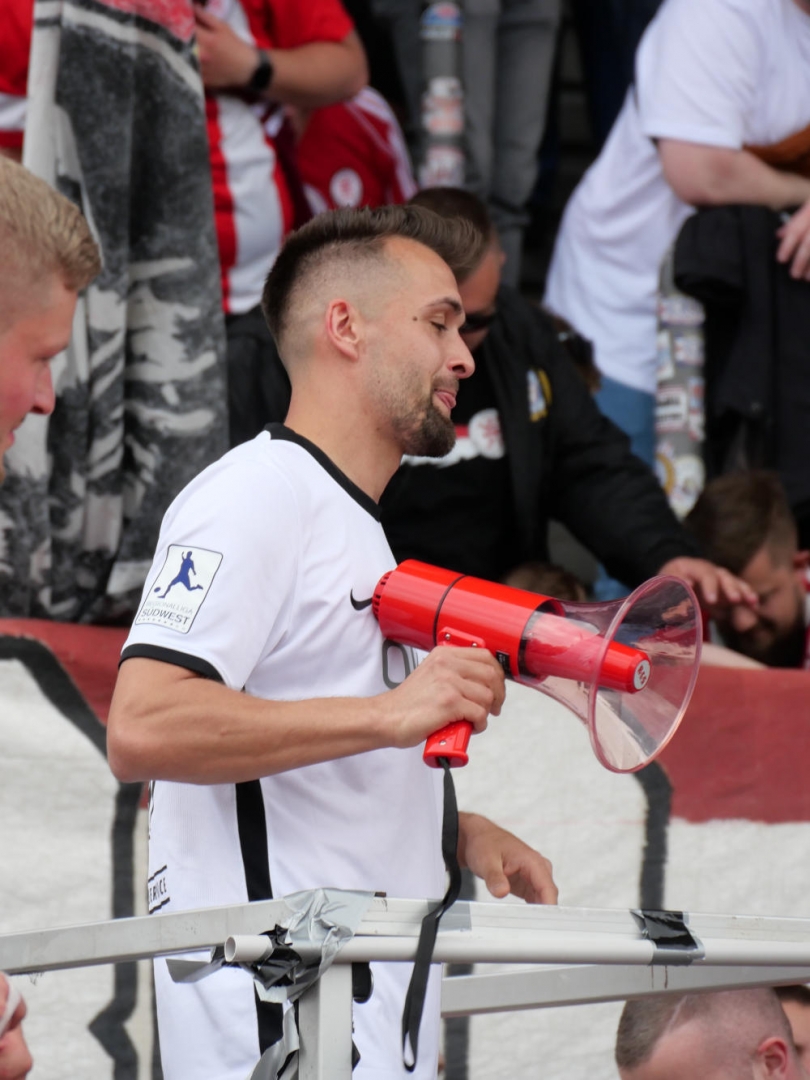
[450,336,475,381]
[32,363,56,416]
[730,603,758,634]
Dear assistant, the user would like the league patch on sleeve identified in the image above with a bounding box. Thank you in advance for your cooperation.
[134,545,223,634]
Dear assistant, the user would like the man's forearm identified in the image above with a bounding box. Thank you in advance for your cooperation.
[107,647,502,785]
[658,139,810,211]
[264,35,368,109]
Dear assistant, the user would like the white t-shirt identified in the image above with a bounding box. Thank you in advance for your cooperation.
[544,0,810,394]
[123,426,445,1080]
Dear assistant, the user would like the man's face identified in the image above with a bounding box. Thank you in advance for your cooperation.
[0,276,75,481]
[457,242,503,353]
[364,237,474,458]
[716,544,808,666]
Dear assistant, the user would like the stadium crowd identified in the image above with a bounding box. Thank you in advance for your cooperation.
[2,0,810,1077]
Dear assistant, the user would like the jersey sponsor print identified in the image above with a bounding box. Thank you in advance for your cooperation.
[135,545,223,633]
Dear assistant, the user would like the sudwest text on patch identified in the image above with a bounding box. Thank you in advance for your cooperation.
[134,545,223,634]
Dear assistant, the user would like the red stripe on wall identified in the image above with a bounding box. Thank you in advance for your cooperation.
[658,665,810,824]
[0,619,128,724]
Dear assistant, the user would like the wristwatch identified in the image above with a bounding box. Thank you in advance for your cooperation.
[248,48,274,92]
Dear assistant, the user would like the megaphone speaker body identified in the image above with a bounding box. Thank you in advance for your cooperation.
[373,561,702,773]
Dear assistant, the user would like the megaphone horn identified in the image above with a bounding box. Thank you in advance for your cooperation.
[372,561,702,774]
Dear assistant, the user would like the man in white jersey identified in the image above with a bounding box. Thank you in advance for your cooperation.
[108,205,557,1080]
[544,0,810,468]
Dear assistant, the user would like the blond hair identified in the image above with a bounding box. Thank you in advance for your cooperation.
[0,156,101,295]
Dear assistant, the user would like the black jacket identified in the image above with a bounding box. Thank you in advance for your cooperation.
[382,286,699,586]
[674,204,810,514]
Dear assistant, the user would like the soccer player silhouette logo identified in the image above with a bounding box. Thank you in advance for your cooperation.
[155,551,205,599]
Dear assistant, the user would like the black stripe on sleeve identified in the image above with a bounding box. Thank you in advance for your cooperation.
[119,644,224,682]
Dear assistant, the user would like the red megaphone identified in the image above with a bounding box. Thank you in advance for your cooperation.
[373,561,701,773]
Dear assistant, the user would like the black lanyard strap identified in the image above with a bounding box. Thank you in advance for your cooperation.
[401,758,461,1071]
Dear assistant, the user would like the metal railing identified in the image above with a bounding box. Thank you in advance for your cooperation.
[3,897,810,1079]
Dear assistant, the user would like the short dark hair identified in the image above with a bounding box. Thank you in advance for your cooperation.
[684,471,797,574]
[261,204,483,346]
[409,187,494,281]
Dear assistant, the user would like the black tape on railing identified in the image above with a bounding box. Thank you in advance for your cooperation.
[631,908,705,965]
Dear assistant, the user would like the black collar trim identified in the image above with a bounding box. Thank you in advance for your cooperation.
[264,423,381,521]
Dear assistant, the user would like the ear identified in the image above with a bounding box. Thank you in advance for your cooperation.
[324,299,363,362]
[756,1036,791,1077]
[793,550,810,571]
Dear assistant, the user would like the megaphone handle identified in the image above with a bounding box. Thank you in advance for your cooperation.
[423,629,487,769]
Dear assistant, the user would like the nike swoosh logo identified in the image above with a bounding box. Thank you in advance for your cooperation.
[350,590,374,611]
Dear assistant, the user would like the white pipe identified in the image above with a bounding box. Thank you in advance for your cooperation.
[224,935,273,964]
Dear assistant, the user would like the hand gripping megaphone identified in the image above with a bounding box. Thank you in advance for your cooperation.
[372,561,702,774]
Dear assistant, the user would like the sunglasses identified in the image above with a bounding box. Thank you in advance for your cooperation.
[460,309,497,334]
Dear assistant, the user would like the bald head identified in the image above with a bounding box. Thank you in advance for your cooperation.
[617,991,804,1080]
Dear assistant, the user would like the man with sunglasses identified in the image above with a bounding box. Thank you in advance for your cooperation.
[380,187,753,614]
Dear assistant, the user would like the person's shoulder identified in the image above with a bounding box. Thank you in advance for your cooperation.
[651,0,768,40]
[171,432,299,514]
[494,286,558,346]
[495,284,544,320]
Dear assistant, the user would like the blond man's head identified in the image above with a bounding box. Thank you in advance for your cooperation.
[0,156,101,326]
[0,158,101,480]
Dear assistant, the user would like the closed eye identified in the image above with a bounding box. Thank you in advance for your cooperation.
[431,322,448,333]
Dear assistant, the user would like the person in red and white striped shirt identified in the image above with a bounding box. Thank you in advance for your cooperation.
[193,0,367,443]
[194,0,367,315]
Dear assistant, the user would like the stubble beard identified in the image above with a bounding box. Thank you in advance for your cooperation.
[720,603,806,667]
[396,397,456,458]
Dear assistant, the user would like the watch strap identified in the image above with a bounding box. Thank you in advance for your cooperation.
[248,48,273,92]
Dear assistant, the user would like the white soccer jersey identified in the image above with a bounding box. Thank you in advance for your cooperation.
[123,426,445,1080]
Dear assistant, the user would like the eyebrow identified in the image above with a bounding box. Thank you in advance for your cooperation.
[423,296,464,317]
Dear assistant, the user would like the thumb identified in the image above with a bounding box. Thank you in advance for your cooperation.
[484,866,510,899]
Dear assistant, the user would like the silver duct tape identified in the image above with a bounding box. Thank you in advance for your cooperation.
[167,888,373,1000]
[167,889,373,1079]
[247,1007,300,1080]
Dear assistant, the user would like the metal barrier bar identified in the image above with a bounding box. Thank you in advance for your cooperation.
[441,963,810,1017]
[6,899,810,975]
[6,898,810,1079]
